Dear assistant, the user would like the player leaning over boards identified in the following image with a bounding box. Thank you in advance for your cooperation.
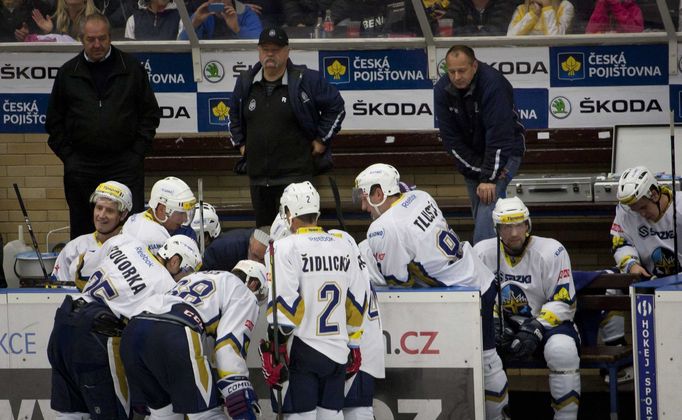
[260,181,367,419]
[474,197,580,420]
[612,166,682,278]
[353,163,510,419]
[51,180,133,290]
[47,234,202,420]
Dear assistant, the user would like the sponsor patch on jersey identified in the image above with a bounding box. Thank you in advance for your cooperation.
[368,229,384,239]
[611,223,623,233]
[558,268,571,281]
[245,319,254,331]
[374,252,385,262]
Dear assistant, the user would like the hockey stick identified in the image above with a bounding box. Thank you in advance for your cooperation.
[328,176,347,231]
[495,228,504,335]
[268,239,283,420]
[671,111,680,274]
[197,178,205,256]
[13,183,49,282]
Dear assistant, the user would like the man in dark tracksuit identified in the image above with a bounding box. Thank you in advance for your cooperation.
[434,45,525,245]
[46,13,160,239]
[230,26,345,227]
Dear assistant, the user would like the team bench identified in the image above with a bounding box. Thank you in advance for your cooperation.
[506,272,639,420]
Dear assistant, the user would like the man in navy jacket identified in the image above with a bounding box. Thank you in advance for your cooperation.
[434,45,525,244]
[230,26,345,226]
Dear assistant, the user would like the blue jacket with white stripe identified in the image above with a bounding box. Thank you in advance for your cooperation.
[434,61,525,182]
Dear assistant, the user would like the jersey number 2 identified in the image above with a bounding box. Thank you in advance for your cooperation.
[317,282,341,335]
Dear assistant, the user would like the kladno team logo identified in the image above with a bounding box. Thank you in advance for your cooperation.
[550,96,571,119]
[203,60,225,83]
[501,284,531,316]
[323,56,350,84]
[557,52,585,81]
[208,98,230,126]
[651,246,678,277]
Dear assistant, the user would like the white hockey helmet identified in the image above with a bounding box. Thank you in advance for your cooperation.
[493,197,531,231]
[279,181,320,227]
[158,235,203,274]
[232,259,268,304]
[89,181,133,214]
[353,163,401,205]
[270,213,291,241]
[190,202,221,239]
[148,177,196,223]
[617,166,659,205]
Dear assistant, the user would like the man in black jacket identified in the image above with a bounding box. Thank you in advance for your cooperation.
[46,13,160,239]
[230,26,345,227]
[434,45,525,246]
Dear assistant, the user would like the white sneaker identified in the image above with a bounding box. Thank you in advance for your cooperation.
[604,366,634,385]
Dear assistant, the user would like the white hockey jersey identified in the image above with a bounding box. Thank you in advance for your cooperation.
[331,232,384,379]
[81,234,176,319]
[51,232,101,290]
[611,190,682,277]
[474,236,576,329]
[136,271,259,394]
[122,209,170,256]
[366,190,494,292]
[265,226,367,365]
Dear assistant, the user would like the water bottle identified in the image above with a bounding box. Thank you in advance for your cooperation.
[314,16,323,39]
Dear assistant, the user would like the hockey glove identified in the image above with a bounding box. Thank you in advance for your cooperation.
[346,347,362,379]
[224,376,261,420]
[91,309,126,337]
[507,318,544,359]
[259,339,289,390]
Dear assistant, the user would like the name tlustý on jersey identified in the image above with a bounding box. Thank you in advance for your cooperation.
[413,201,439,232]
[301,254,351,273]
[108,246,146,294]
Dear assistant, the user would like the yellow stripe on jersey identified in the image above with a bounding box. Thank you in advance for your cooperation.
[109,337,129,403]
[348,329,363,342]
[539,309,561,327]
[267,297,305,327]
[617,256,637,271]
[345,292,366,329]
[215,336,243,357]
[205,319,219,336]
[612,235,626,250]
[407,262,440,287]
[296,227,324,234]
[142,208,157,222]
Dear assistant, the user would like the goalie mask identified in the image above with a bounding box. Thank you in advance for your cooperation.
[617,166,659,206]
[149,177,196,225]
[232,259,268,304]
[191,202,221,239]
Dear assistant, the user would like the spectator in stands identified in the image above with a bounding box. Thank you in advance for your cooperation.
[230,27,345,226]
[328,0,420,36]
[448,0,517,35]
[1,0,50,41]
[422,0,450,34]
[474,197,581,420]
[178,0,261,39]
[242,0,281,27]
[283,0,331,27]
[31,0,98,40]
[507,0,575,35]
[46,13,160,239]
[433,45,525,244]
[124,0,180,39]
[93,0,135,36]
[585,0,643,33]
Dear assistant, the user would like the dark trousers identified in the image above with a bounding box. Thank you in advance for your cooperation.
[64,151,145,239]
[249,184,288,228]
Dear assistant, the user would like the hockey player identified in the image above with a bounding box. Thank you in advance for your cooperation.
[260,181,367,420]
[191,202,222,249]
[353,163,509,420]
[51,180,133,290]
[47,234,202,420]
[232,259,269,304]
[120,268,260,420]
[343,239,385,420]
[123,176,196,255]
[474,197,580,420]
[612,165,682,278]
